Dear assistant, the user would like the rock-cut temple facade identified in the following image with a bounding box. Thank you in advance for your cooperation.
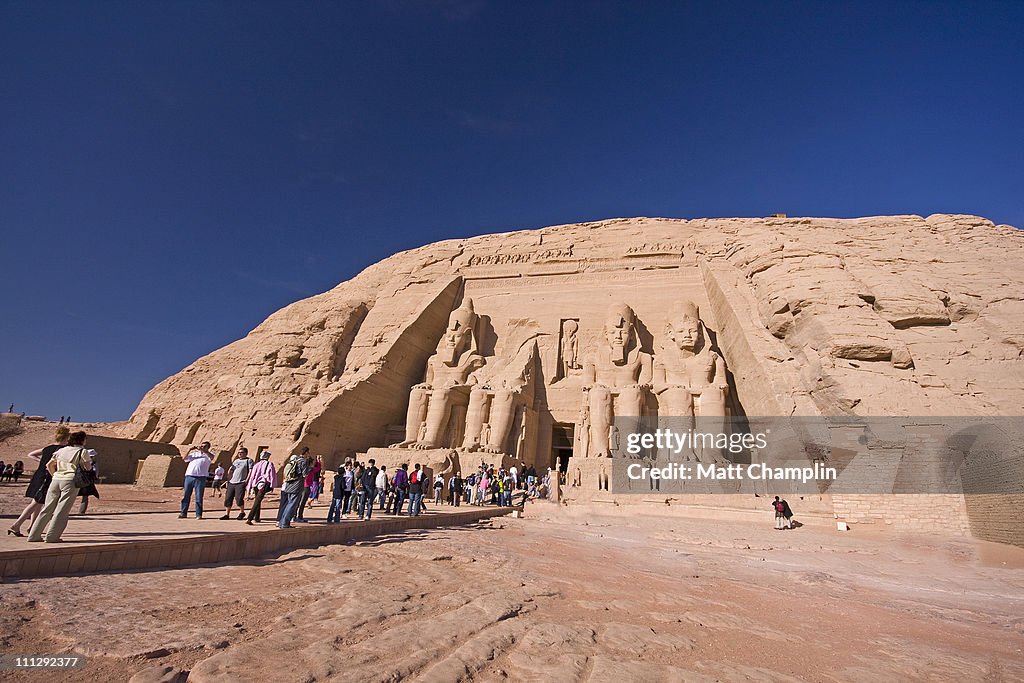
[121,215,1024,545]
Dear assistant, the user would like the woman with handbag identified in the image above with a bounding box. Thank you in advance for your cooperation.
[8,426,69,537]
[28,431,93,543]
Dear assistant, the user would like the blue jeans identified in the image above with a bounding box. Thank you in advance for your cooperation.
[408,492,423,516]
[327,497,343,523]
[359,488,376,519]
[278,490,301,528]
[181,475,207,517]
[377,489,388,509]
[391,489,406,514]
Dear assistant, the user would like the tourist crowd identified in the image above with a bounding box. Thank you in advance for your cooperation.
[6,427,793,544]
[172,443,549,529]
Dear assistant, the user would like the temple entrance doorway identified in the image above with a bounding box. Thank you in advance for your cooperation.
[551,423,574,474]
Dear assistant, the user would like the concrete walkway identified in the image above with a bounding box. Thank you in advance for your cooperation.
[0,504,513,579]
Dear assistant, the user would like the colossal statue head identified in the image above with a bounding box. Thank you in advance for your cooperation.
[440,298,478,365]
[665,300,704,353]
[605,303,637,364]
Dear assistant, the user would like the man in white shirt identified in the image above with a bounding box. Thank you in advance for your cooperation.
[179,441,214,519]
[211,465,226,496]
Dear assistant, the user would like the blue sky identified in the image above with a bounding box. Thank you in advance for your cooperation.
[2,1,1022,422]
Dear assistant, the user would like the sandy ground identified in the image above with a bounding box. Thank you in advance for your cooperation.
[0,491,1021,683]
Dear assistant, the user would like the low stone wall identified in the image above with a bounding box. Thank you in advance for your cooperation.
[86,436,180,484]
[0,507,511,579]
[136,454,187,487]
[831,493,972,536]
[963,494,1024,548]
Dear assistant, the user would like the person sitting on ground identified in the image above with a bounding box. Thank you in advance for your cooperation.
[13,460,24,483]
[221,447,253,520]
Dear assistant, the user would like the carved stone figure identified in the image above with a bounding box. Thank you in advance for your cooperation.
[655,300,728,418]
[655,300,730,462]
[560,319,580,375]
[581,303,653,457]
[574,399,591,458]
[392,298,485,449]
[460,338,537,455]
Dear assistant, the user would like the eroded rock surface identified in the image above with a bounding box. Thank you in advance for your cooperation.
[122,215,1024,466]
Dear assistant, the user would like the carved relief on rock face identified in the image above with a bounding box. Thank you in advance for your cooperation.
[579,303,653,457]
[557,319,581,380]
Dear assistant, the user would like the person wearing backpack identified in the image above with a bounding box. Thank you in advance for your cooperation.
[277,451,310,529]
[359,459,379,520]
[220,447,253,520]
[433,473,445,505]
[296,455,321,523]
[772,496,792,530]
[390,463,409,515]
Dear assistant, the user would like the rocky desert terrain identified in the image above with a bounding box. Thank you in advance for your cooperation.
[0,499,1021,683]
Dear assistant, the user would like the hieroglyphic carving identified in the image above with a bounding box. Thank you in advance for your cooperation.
[625,242,684,257]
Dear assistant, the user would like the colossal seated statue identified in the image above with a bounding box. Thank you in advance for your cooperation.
[655,300,729,418]
[461,339,537,455]
[579,303,653,457]
[392,298,485,450]
[393,298,537,456]
[654,300,730,462]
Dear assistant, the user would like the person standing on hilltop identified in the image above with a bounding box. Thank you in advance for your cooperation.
[28,431,93,543]
[8,426,69,536]
[179,441,214,519]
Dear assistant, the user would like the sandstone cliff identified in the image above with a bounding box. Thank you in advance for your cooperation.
[121,215,1024,463]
